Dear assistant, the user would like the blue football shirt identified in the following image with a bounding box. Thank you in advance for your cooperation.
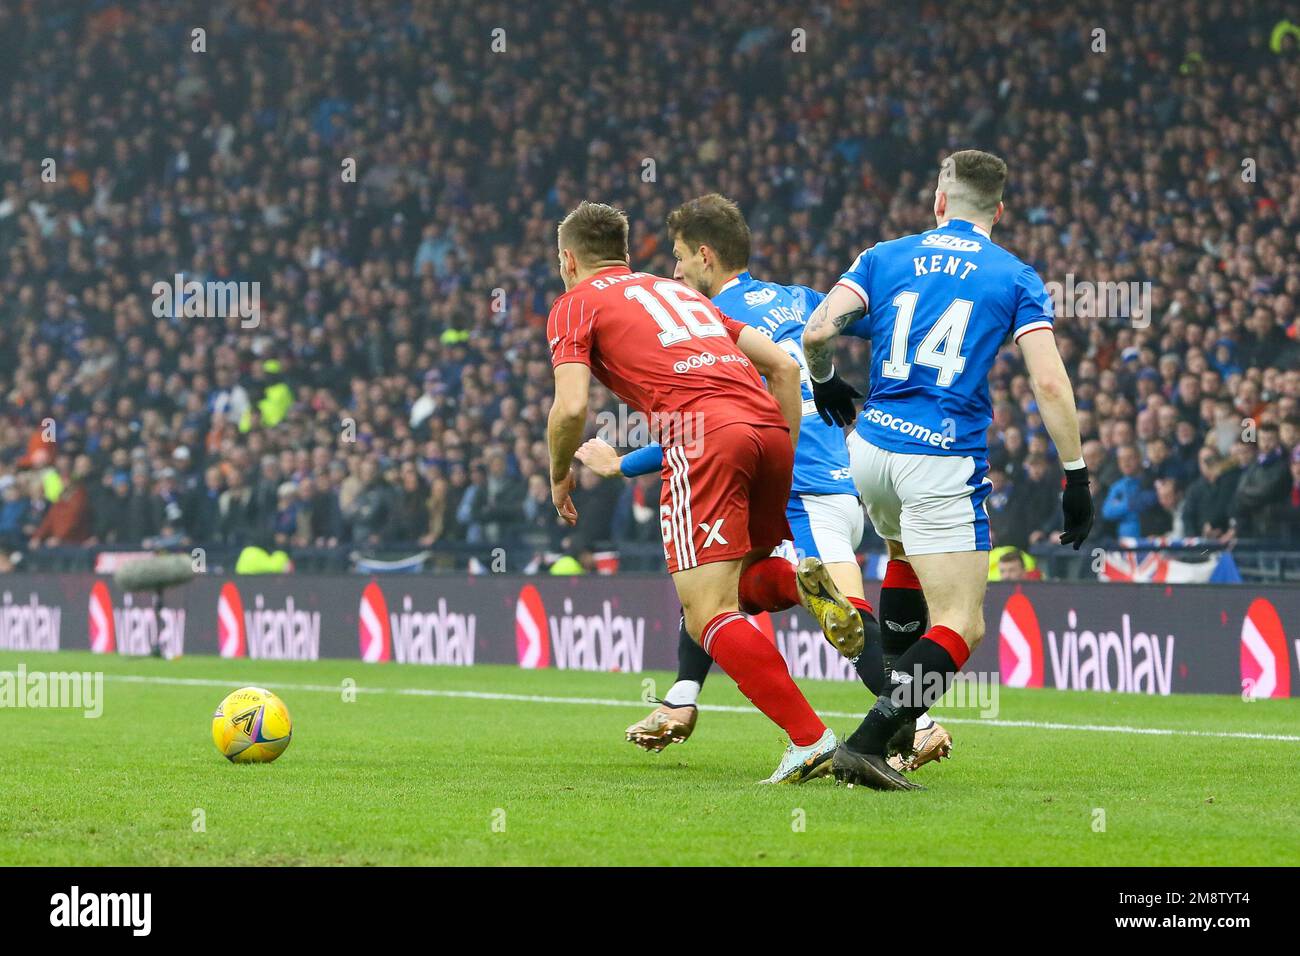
[837,219,1054,458]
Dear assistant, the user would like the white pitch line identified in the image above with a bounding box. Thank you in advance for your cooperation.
[105,673,1300,743]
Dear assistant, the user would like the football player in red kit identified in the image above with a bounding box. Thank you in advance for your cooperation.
[546,201,860,783]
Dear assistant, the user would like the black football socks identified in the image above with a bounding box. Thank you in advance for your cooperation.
[846,626,969,755]
[879,559,929,675]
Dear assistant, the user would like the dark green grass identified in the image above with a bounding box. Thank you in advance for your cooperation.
[2,650,1297,866]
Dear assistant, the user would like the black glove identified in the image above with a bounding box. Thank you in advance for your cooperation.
[810,370,863,428]
[1059,465,1094,550]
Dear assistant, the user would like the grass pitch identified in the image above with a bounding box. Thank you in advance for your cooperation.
[2,649,1297,866]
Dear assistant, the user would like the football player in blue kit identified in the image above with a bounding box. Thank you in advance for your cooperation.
[577,195,951,776]
[803,150,1094,790]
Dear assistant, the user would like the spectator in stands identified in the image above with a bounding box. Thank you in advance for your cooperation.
[186,466,225,545]
[271,482,301,549]
[387,466,431,545]
[29,457,93,547]
[1281,448,1300,544]
[469,450,525,549]
[218,471,256,546]
[350,459,395,547]
[310,471,345,547]
[520,473,563,555]
[989,425,1027,481]
[1021,453,1063,547]
[91,473,128,545]
[1144,437,1183,484]
[119,467,163,545]
[0,0,1298,572]
[1148,478,1186,539]
[1102,445,1157,539]
[1182,448,1236,541]
[995,549,1043,582]
[985,468,1027,549]
[0,477,30,550]
[456,464,488,547]
[1170,419,1202,482]
[1233,423,1290,540]
[251,456,284,533]
[149,468,187,548]
[567,466,620,556]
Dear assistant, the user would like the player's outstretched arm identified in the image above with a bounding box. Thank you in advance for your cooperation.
[574,437,624,478]
[802,285,865,427]
[734,324,802,449]
[1018,328,1094,549]
[548,362,591,525]
[574,437,663,479]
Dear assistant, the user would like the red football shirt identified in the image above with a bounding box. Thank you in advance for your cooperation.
[547,267,787,445]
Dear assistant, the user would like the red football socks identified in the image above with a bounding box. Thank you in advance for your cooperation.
[882,558,921,591]
[920,624,970,669]
[738,556,800,614]
[701,611,825,746]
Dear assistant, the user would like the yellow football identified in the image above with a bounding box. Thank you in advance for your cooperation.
[211,686,293,763]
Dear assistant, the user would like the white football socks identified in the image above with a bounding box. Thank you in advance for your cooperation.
[662,680,701,707]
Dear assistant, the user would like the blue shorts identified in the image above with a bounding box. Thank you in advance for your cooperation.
[774,493,865,565]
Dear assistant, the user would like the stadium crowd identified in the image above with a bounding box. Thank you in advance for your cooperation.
[1,0,1299,573]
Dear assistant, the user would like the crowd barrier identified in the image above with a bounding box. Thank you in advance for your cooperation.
[0,574,1295,698]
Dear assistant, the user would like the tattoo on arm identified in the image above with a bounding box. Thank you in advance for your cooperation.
[804,304,863,381]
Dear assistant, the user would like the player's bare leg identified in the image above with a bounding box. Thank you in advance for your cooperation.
[833,549,985,791]
[676,552,836,783]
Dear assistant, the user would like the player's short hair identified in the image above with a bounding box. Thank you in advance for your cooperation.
[939,149,1007,218]
[666,193,751,271]
[558,201,629,265]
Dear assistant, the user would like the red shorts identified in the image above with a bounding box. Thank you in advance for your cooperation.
[658,422,793,574]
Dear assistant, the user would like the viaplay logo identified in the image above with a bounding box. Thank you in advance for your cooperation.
[514,585,644,671]
[89,581,115,654]
[217,584,319,660]
[515,584,550,669]
[998,596,1173,694]
[1240,597,1291,699]
[359,582,475,665]
[0,591,61,651]
[88,581,185,657]
[998,592,1044,688]
[218,582,246,659]
[359,581,392,663]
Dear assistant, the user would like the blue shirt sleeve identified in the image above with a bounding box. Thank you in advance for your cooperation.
[836,246,874,338]
[793,285,825,316]
[1011,265,1054,341]
[620,443,663,478]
